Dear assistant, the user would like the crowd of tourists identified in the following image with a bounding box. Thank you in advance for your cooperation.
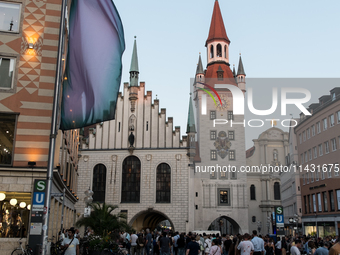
[118,230,340,255]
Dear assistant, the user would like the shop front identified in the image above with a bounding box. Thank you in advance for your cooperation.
[0,192,31,238]
[304,222,336,237]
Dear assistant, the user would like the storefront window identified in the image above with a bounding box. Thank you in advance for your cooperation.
[0,113,17,165]
[0,192,31,238]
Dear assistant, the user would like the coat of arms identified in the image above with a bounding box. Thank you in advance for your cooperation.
[214,131,232,159]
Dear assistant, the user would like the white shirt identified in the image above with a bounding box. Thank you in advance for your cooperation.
[237,240,254,255]
[131,234,138,246]
[275,241,282,249]
[62,237,79,255]
[290,246,301,255]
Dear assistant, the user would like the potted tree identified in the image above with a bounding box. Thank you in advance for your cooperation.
[76,202,132,255]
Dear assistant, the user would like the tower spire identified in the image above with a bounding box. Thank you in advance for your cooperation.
[186,95,196,133]
[129,36,139,86]
[196,53,204,75]
[206,0,230,46]
[237,54,246,76]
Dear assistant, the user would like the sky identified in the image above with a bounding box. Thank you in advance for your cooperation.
[114,0,340,149]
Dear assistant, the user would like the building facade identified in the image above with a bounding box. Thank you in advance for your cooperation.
[190,0,249,234]
[0,0,79,252]
[75,38,191,233]
[295,88,340,237]
[246,127,287,234]
[281,119,302,235]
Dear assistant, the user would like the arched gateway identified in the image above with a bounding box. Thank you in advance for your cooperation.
[129,209,175,231]
[208,216,243,235]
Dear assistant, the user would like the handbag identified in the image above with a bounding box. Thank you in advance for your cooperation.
[61,237,74,255]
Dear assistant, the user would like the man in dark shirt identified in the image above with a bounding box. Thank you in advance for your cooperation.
[158,232,171,255]
[224,235,232,255]
[186,232,192,250]
[186,235,200,255]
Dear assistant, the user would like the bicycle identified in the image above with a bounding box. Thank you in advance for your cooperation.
[11,238,33,255]
[50,236,63,255]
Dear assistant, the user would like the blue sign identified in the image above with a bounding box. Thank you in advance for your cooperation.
[32,192,45,207]
[276,215,284,224]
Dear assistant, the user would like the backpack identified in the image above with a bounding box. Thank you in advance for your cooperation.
[138,236,145,248]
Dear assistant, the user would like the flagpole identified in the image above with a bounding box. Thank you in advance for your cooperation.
[41,0,67,254]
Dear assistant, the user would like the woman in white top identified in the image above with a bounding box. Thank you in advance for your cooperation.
[210,239,222,255]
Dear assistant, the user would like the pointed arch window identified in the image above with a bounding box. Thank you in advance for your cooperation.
[216,44,222,57]
[210,45,214,58]
[121,156,141,203]
[274,182,281,200]
[156,163,171,203]
[92,164,106,202]
[250,184,256,200]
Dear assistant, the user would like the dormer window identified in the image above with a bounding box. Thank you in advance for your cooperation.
[332,92,336,101]
[217,66,224,81]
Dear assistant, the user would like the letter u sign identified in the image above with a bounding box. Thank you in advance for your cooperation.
[33,192,45,205]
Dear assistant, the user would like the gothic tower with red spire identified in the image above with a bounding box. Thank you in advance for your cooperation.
[190,0,249,234]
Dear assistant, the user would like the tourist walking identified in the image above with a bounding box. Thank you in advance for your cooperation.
[237,234,254,255]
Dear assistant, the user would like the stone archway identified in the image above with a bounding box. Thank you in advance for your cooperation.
[129,209,175,232]
[208,216,243,235]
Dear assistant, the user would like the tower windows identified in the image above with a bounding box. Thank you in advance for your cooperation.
[227,111,233,120]
[218,189,230,206]
[210,111,216,120]
[216,44,222,57]
[229,150,235,160]
[228,131,234,140]
[211,150,217,160]
[92,164,106,202]
[210,45,214,58]
[210,130,216,140]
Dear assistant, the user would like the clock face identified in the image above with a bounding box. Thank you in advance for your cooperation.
[216,94,230,111]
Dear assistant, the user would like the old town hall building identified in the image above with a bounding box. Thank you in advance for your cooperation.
[76,0,250,233]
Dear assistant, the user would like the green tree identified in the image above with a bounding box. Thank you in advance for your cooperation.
[76,202,129,236]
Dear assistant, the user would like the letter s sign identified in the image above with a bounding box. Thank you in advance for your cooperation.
[36,181,46,191]
[276,206,283,215]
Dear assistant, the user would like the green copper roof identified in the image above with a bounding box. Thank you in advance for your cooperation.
[130,37,139,72]
[196,54,204,74]
[186,96,196,133]
[237,55,246,76]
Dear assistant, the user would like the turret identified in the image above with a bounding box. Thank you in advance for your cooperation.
[129,36,139,87]
[186,96,196,159]
[237,54,246,91]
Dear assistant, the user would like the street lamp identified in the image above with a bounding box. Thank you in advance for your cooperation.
[257,221,262,234]
[84,188,94,218]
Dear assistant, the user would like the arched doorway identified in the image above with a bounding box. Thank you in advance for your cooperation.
[208,216,242,235]
[129,209,174,232]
